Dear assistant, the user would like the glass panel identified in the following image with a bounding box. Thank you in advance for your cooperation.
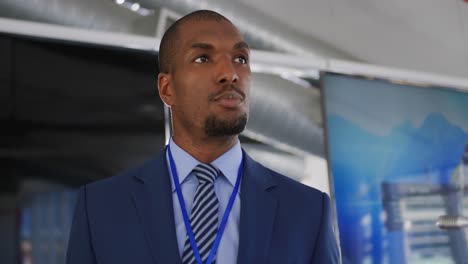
[323,72,468,264]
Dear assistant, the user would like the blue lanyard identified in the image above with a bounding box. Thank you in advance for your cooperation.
[167,143,243,264]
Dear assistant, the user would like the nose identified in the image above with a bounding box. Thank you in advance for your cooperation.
[216,57,239,85]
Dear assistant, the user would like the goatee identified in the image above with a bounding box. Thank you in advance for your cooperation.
[204,113,248,137]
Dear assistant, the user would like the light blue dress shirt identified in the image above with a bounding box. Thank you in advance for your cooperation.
[166,138,242,264]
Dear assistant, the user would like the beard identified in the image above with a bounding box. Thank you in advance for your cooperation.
[204,112,248,137]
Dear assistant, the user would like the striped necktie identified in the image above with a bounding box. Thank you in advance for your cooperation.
[182,163,220,264]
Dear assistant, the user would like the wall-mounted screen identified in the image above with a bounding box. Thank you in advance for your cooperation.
[322,72,468,264]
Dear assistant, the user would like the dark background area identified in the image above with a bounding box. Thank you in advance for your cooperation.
[1,33,166,192]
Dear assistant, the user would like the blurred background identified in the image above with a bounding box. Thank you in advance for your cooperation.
[1,0,468,264]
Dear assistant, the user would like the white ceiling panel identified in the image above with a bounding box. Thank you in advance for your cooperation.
[237,0,468,77]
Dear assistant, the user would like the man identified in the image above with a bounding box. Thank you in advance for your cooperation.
[66,10,339,264]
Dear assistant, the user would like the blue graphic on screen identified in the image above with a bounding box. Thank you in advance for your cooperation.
[323,73,468,264]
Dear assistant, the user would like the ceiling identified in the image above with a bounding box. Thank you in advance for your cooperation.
[1,0,468,78]
[236,0,468,78]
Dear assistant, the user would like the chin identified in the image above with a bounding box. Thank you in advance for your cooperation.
[204,112,248,137]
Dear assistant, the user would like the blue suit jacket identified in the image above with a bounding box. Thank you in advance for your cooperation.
[66,149,340,264]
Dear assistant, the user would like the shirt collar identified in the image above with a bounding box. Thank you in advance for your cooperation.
[167,138,243,192]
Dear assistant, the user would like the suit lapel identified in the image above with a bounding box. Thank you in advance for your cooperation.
[237,151,278,264]
[131,150,181,264]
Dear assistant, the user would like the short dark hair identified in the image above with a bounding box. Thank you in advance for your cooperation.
[158,10,232,74]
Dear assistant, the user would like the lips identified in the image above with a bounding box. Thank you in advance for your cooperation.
[214,92,243,108]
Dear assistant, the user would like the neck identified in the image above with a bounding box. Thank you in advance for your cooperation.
[172,133,238,163]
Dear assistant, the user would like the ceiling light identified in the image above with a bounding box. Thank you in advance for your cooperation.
[131,3,140,11]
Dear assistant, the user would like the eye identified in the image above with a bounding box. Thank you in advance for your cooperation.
[234,55,248,64]
[194,55,209,63]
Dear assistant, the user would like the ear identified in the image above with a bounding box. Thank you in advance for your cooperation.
[157,73,175,107]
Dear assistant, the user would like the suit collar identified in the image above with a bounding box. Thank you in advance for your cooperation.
[132,149,182,264]
[237,150,278,264]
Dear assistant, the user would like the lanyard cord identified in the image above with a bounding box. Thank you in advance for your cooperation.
[167,144,243,264]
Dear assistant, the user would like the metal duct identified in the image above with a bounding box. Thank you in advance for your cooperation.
[0,0,159,36]
[0,0,326,157]
[246,73,324,157]
[0,0,355,59]
[138,0,354,60]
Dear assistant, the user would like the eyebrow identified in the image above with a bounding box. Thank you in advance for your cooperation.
[191,43,214,50]
[190,41,250,51]
[233,41,249,51]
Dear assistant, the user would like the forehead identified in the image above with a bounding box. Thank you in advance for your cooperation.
[178,20,245,48]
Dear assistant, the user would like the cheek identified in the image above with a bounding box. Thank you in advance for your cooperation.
[173,69,216,116]
[242,80,251,101]
[177,86,209,117]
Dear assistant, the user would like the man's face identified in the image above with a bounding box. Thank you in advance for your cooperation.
[168,19,251,138]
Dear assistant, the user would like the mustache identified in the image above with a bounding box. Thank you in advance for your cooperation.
[208,84,246,101]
